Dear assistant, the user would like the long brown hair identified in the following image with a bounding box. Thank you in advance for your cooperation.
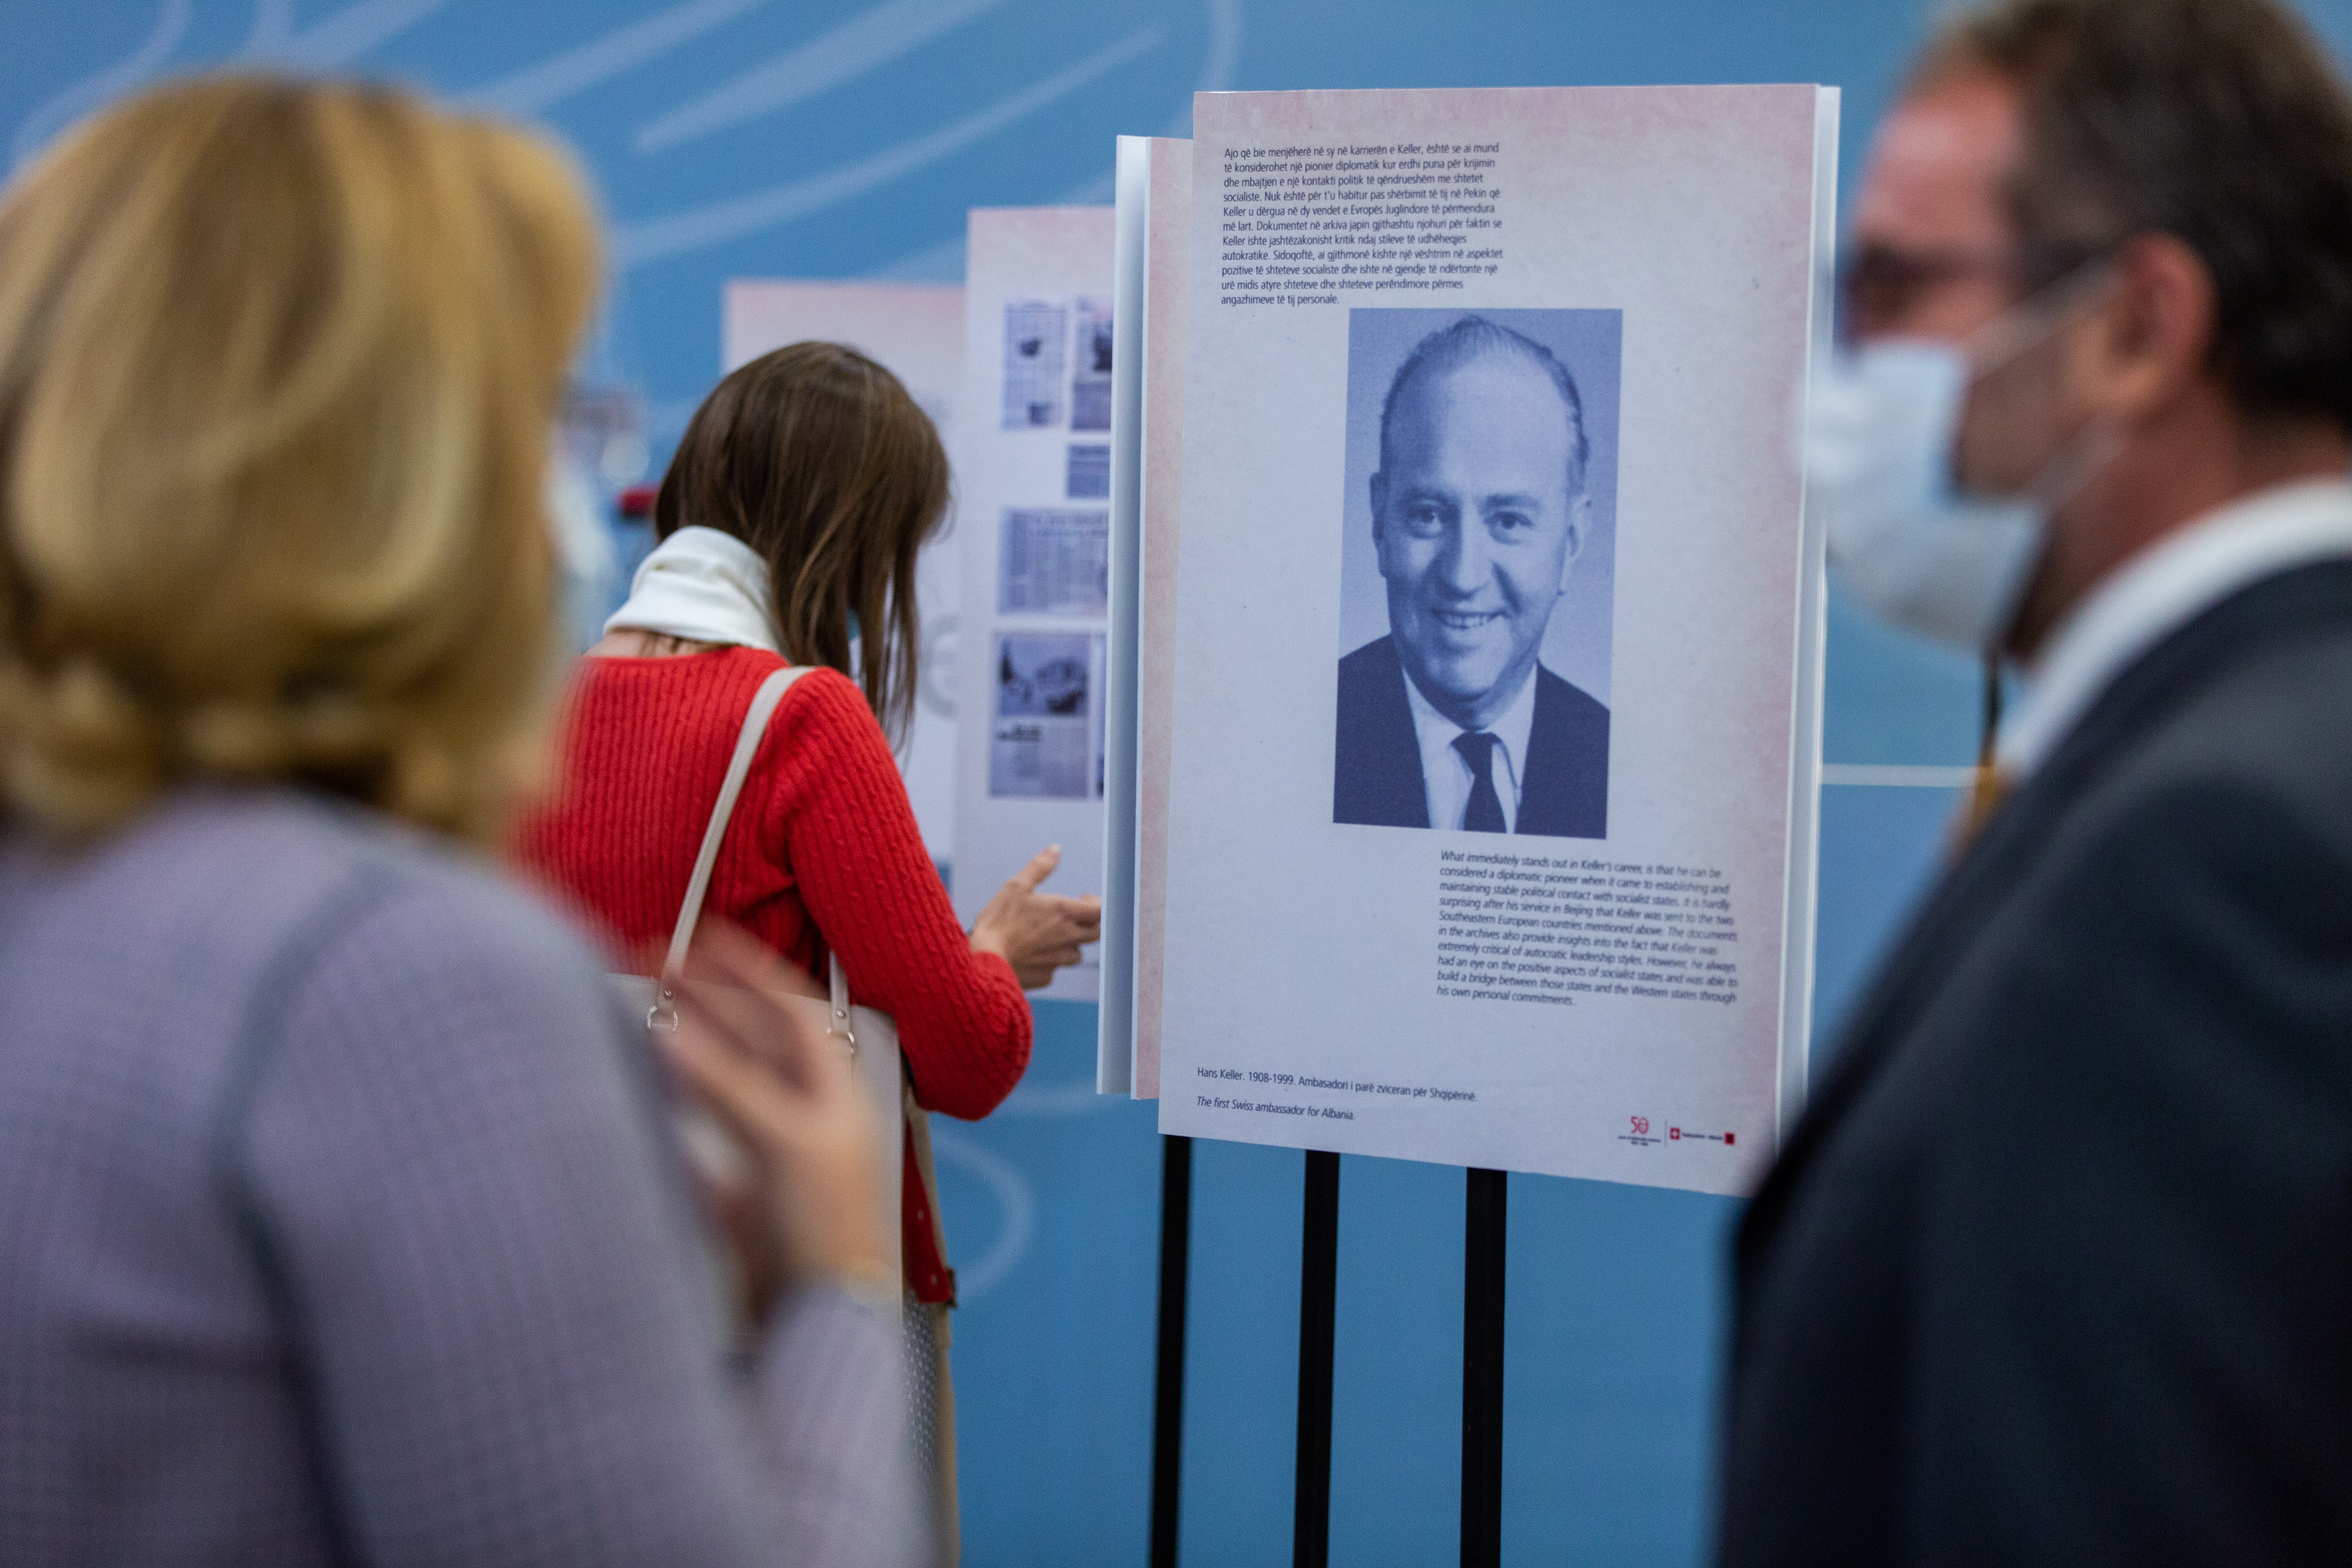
[653,342,949,746]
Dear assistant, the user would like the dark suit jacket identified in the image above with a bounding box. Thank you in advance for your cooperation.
[1722,562,2352,1567]
[1332,634,1608,837]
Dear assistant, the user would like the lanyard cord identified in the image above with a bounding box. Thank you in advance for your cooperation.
[1978,647,2004,774]
[1960,648,2010,846]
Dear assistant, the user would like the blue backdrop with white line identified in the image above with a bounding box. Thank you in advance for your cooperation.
[8,3,2349,1562]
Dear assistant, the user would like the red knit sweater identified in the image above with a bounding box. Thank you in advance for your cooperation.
[510,647,1030,1301]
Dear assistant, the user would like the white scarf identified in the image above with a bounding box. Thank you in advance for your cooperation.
[602,525,779,652]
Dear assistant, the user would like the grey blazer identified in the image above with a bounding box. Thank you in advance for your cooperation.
[0,789,915,1567]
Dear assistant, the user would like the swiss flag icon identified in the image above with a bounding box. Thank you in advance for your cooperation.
[1669,1127,1681,1140]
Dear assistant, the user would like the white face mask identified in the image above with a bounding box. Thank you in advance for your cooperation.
[1806,340,2044,649]
[1806,275,2118,651]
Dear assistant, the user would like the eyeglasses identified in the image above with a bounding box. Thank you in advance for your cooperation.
[1835,246,2031,339]
[1835,241,2108,341]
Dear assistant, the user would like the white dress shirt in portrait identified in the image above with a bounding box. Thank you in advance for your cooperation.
[1401,666,1539,833]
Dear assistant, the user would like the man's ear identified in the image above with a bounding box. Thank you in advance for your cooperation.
[1559,492,1593,591]
[1370,469,1389,544]
[2090,234,2217,426]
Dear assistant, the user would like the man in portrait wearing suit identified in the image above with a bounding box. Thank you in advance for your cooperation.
[1332,316,1610,837]
[1723,1,2352,1563]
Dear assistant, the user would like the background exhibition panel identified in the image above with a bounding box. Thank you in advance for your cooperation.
[956,206,1119,1001]
[6,3,2348,1563]
[723,279,967,864]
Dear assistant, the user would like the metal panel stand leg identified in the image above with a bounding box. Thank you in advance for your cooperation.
[1462,1167,1507,1568]
[1294,1149,1341,1568]
[1149,1135,1193,1568]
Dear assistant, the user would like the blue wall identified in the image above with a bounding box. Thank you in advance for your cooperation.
[8,4,2350,1563]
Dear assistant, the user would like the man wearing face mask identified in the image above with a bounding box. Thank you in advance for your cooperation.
[1722,0,2352,1562]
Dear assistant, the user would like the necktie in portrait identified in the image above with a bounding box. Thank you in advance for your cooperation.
[1454,731,1506,832]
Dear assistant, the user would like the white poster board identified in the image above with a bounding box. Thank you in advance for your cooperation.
[1123,87,1835,1192]
[1101,136,1192,1094]
[722,281,964,869]
[953,208,1118,1000]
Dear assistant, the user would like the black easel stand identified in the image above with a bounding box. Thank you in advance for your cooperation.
[1461,1168,1507,1568]
[1148,1135,1194,1568]
[1294,1149,1341,1568]
[1148,1147,1504,1567]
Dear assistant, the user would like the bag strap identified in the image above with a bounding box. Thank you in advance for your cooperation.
[651,665,807,1020]
[828,944,857,1053]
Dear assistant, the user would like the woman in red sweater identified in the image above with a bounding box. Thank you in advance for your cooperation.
[512,343,1098,1559]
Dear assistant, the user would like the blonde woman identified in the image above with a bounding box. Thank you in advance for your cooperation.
[0,79,916,1565]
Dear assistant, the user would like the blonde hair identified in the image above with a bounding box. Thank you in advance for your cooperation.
[0,76,599,842]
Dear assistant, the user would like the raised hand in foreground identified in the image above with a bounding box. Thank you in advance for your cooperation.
[659,922,892,1316]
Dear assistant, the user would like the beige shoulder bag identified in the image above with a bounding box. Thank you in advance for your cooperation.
[609,666,905,1302]
[608,665,963,1560]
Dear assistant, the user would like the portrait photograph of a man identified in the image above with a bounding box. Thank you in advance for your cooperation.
[1333,308,1620,838]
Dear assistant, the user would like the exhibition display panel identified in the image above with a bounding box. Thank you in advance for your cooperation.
[954,207,1121,1000]
[1106,87,1839,1192]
